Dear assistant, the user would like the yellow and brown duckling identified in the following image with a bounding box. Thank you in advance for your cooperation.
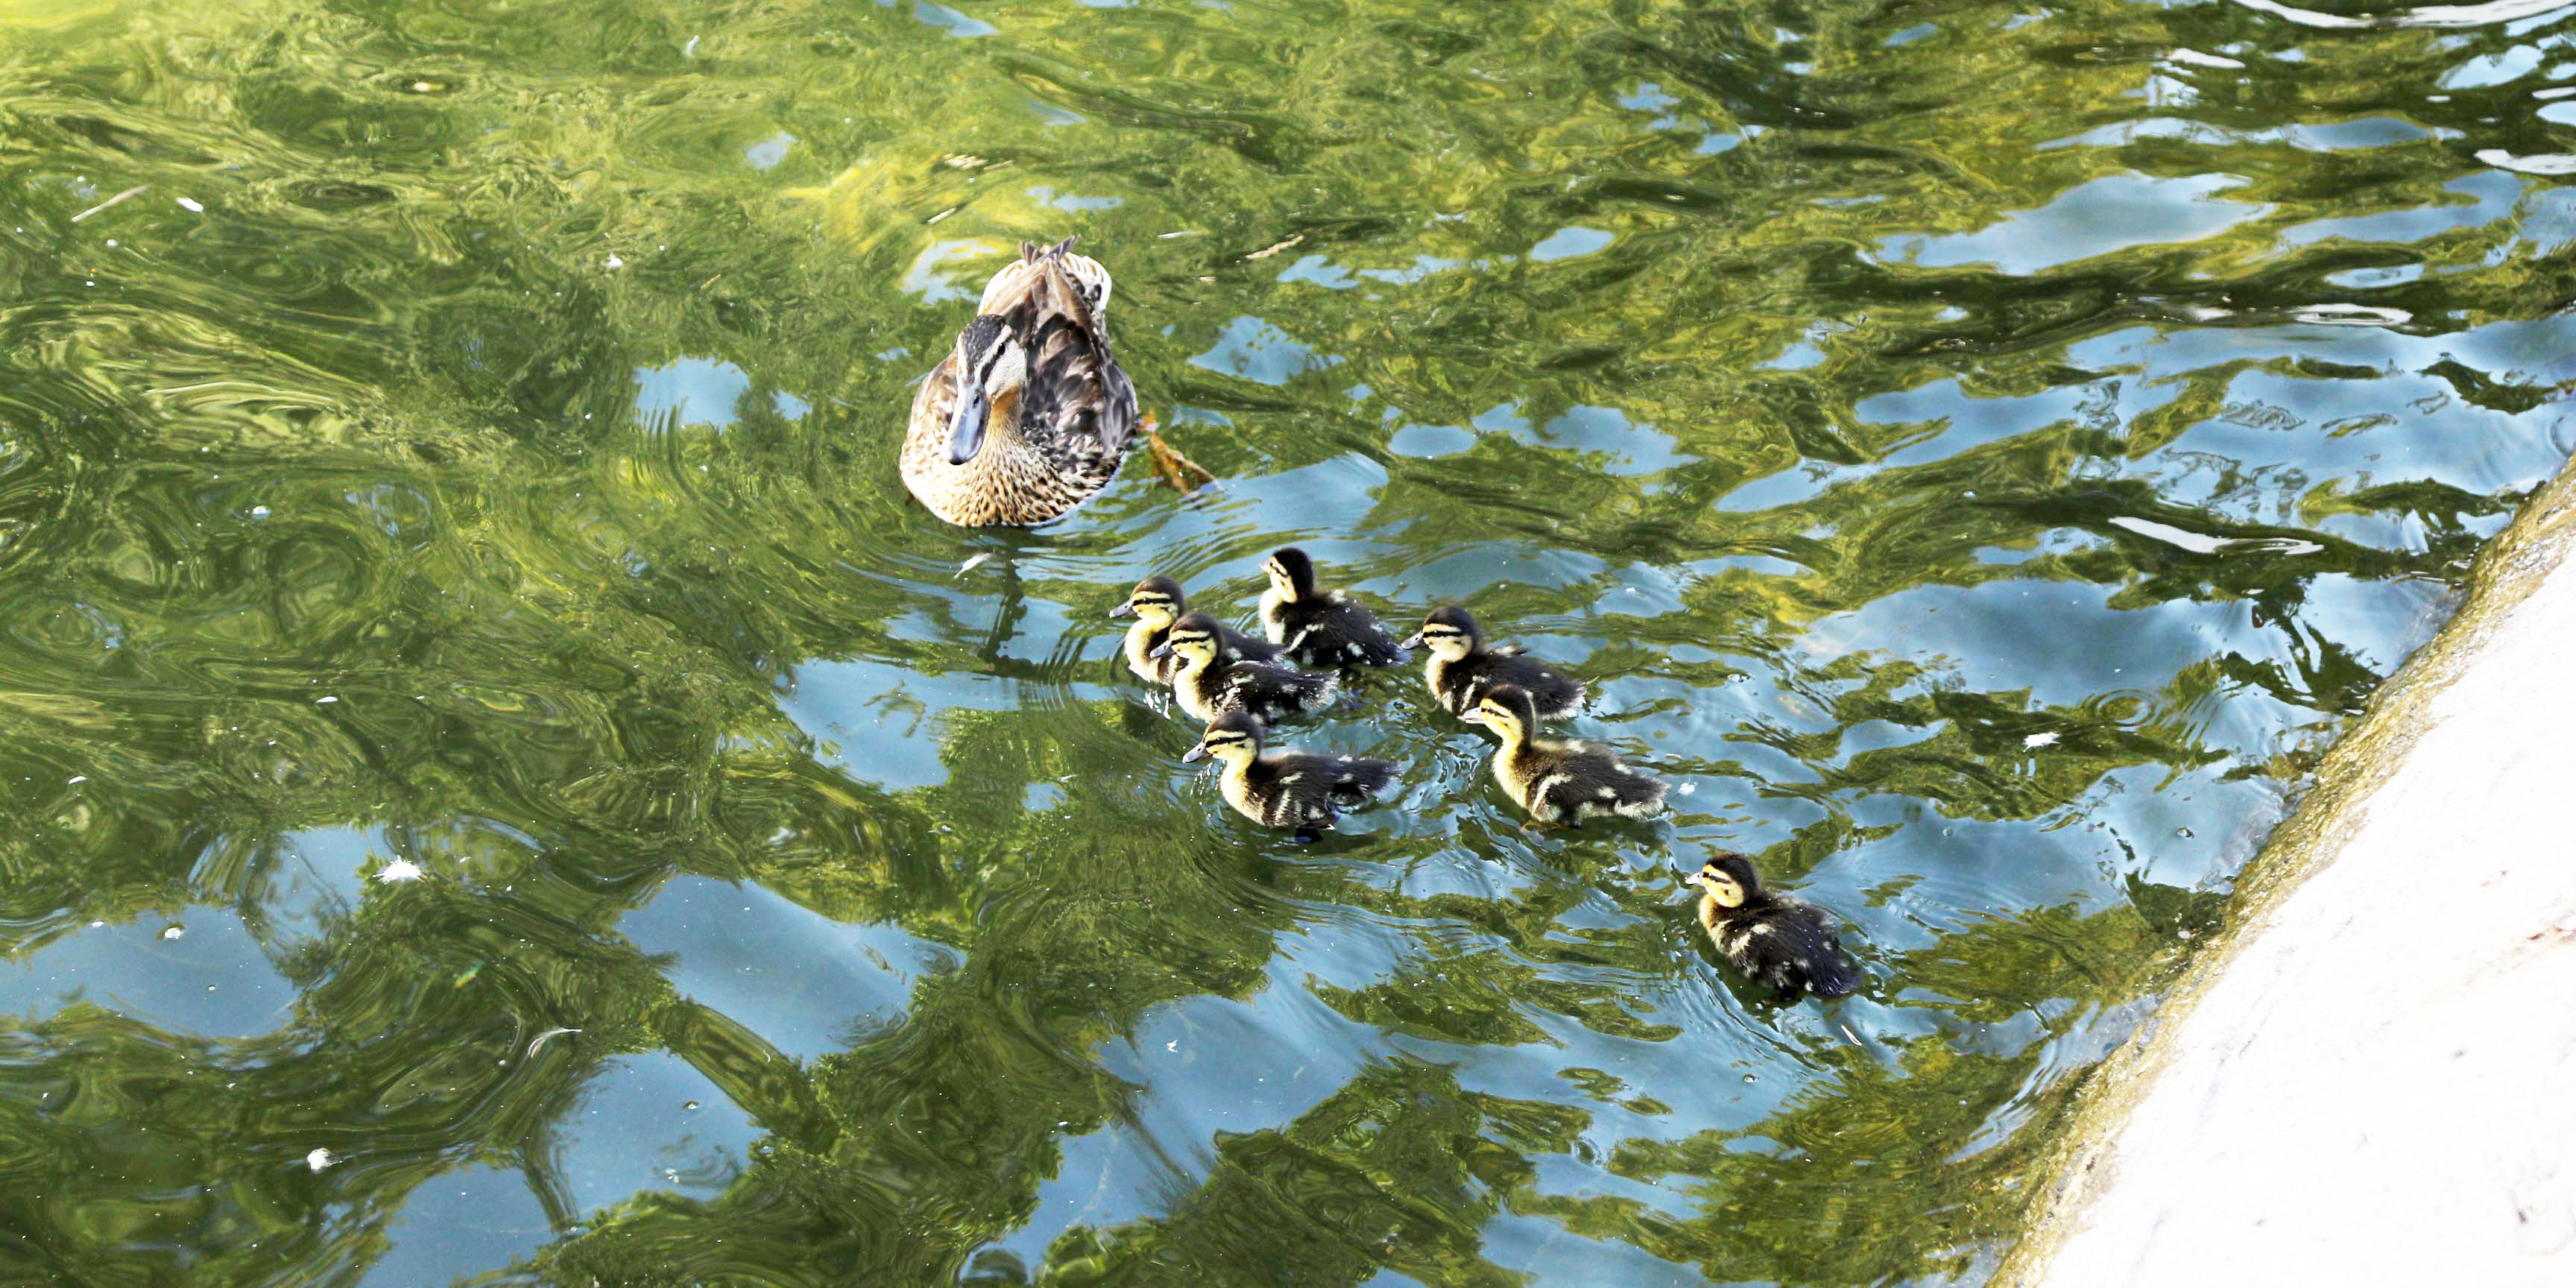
[1402,605,1584,721]
[1685,853,1860,1000]
[1185,710,1396,842]
[1152,611,1339,724]
[1460,684,1666,830]
[1259,547,1407,668]
[1112,575,1285,684]
[902,238,1212,526]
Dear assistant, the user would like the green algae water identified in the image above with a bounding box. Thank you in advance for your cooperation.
[2,0,2572,1283]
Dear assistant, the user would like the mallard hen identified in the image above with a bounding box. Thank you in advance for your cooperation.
[903,238,1206,525]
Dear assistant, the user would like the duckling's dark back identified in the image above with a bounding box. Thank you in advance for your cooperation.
[1244,750,1396,827]
[1212,657,1336,723]
[1269,596,1405,667]
[1713,900,1859,1000]
[1260,551,1405,668]
[1521,740,1666,821]
[1453,650,1583,719]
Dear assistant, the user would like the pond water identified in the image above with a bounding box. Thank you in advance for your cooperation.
[2,1,2572,1284]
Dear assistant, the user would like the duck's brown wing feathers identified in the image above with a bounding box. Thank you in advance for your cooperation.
[1010,251,1137,476]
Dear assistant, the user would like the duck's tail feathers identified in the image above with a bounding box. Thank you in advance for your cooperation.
[1304,672,1341,710]
[1541,676,1587,717]
[1328,757,1398,804]
[1807,953,1863,999]
[1611,770,1669,818]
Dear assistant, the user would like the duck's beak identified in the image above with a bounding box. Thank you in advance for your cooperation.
[946,383,991,465]
[1182,743,1210,763]
[1682,871,1705,887]
[1110,602,1136,619]
[1148,642,1173,660]
[1459,708,1486,725]
[1398,632,1422,651]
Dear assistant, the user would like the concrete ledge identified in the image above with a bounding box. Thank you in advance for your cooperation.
[1999,459,2576,1285]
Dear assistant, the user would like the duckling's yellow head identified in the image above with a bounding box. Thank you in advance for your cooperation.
[1115,575,1185,627]
[944,315,1029,465]
[1264,547,1317,603]
[1462,683,1537,738]
[1148,612,1224,668]
[1403,605,1480,661]
[1184,710,1264,765]
[1685,853,1762,909]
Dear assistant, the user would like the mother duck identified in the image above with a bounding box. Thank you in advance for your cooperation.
[902,238,1206,525]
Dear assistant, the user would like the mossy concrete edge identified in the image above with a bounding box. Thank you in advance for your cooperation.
[1995,454,2576,1286]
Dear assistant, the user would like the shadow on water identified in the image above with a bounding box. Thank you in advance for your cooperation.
[1,0,2571,1284]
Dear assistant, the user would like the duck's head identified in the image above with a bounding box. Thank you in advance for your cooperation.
[1114,575,1186,627]
[1263,547,1319,603]
[1147,612,1224,669]
[1401,605,1481,660]
[1183,709,1265,765]
[1461,683,1538,739]
[1684,853,1764,909]
[944,315,1029,465]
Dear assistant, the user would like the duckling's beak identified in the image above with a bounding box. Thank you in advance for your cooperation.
[1148,642,1173,659]
[1182,743,1210,763]
[1682,871,1705,887]
[1398,632,1423,651]
[946,383,991,465]
[1459,708,1486,725]
[1110,602,1135,619]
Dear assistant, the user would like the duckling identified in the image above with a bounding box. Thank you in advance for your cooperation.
[1401,605,1584,721]
[1258,547,1406,668]
[1151,612,1339,724]
[1111,576,1285,684]
[903,239,1213,526]
[1685,853,1860,1000]
[1184,710,1396,842]
[1459,684,1666,830]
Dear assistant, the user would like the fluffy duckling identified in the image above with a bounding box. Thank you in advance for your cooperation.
[1111,576,1284,684]
[1460,684,1666,829]
[1685,853,1860,1000]
[1401,605,1584,721]
[1259,548,1406,668]
[1184,710,1396,841]
[1152,612,1339,724]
